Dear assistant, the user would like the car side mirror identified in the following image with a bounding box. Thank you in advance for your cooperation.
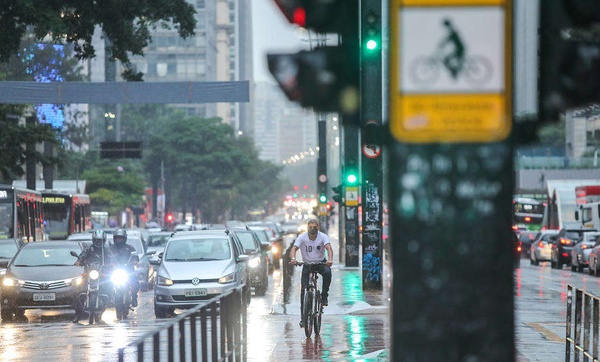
[70,251,78,257]
[261,243,272,252]
[146,250,157,255]
[238,254,250,263]
[158,252,163,259]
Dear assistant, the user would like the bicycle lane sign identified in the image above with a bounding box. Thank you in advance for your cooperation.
[389,0,512,143]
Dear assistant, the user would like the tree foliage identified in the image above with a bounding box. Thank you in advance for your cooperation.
[0,0,196,80]
[121,105,287,223]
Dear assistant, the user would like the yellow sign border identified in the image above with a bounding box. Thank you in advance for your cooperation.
[390,0,513,143]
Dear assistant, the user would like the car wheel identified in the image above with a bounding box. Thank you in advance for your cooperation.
[1,308,13,322]
[572,264,577,272]
[590,263,595,276]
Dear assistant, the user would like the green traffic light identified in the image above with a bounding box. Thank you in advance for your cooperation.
[346,174,357,185]
[319,194,327,203]
[366,39,378,51]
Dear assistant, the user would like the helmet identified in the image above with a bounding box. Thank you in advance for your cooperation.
[91,230,107,247]
[113,229,127,245]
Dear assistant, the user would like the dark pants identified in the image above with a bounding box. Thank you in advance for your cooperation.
[300,264,331,316]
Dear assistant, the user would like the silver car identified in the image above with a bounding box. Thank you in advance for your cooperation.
[530,230,559,265]
[153,230,249,318]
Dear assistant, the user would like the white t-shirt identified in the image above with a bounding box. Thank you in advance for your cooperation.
[293,231,331,263]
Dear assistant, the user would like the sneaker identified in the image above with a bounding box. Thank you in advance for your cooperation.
[321,296,328,306]
[299,320,305,328]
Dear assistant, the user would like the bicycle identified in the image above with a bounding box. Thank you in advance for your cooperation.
[409,49,493,86]
[295,261,327,338]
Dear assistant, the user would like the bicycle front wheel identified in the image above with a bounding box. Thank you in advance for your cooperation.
[314,290,322,336]
[303,290,314,338]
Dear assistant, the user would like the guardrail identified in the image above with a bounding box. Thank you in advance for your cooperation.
[117,285,248,361]
[566,285,600,361]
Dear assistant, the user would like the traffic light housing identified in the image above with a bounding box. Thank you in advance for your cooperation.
[539,0,600,122]
[268,1,359,115]
[331,184,343,203]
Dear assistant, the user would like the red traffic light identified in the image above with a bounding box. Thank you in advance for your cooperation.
[166,213,174,223]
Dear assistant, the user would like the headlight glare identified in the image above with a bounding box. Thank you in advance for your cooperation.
[158,275,173,286]
[249,258,261,268]
[89,270,100,280]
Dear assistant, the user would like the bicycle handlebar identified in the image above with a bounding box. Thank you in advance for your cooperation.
[293,261,328,267]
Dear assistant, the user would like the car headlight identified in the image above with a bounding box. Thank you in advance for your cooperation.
[65,276,84,286]
[249,258,261,268]
[157,275,174,286]
[2,277,23,287]
[218,273,236,284]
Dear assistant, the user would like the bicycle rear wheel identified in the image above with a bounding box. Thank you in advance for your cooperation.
[303,290,313,338]
[314,290,322,336]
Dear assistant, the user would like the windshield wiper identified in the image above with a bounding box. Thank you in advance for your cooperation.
[27,264,71,267]
[186,258,219,261]
[165,258,189,261]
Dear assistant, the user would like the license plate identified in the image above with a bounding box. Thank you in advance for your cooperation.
[184,289,207,297]
[33,293,56,301]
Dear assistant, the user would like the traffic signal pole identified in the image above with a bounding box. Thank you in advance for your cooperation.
[317,116,328,233]
[360,0,383,290]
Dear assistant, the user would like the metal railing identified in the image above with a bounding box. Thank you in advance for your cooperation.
[117,285,248,361]
[566,285,600,361]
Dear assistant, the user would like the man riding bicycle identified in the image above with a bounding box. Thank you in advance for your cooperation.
[289,218,333,328]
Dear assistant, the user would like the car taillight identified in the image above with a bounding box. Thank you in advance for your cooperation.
[560,238,571,245]
[538,241,544,248]
[562,252,569,257]
[582,245,589,249]
[517,245,522,252]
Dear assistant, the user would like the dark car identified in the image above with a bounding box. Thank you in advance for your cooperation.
[551,228,598,269]
[232,228,270,296]
[512,231,521,268]
[0,240,86,321]
[0,238,24,270]
[518,231,539,259]
[147,231,173,266]
[247,221,285,269]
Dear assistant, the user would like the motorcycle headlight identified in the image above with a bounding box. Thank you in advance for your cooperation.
[271,245,279,254]
[249,258,261,268]
[157,275,173,286]
[111,269,129,286]
[218,272,236,284]
[89,270,100,280]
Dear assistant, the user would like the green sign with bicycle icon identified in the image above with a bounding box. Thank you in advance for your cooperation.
[390,0,512,143]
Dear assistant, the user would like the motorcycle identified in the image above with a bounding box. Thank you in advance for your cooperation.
[112,252,136,320]
[70,251,110,325]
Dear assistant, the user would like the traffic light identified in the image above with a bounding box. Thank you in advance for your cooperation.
[319,193,327,203]
[362,9,380,55]
[331,184,343,203]
[268,1,359,115]
[165,213,174,224]
[344,169,359,186]
[539,0,600,122]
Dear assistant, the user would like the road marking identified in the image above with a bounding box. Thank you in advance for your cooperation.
[528,322,564,343]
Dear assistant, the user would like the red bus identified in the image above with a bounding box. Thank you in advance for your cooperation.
[42,191,91,240]
[0,185,44,242]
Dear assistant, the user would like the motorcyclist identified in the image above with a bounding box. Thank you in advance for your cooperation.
[73,229,113,322]
[109,229,140,307]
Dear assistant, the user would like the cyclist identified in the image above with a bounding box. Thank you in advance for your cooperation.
[438,18,465,79]
[289,218,333,328]
[109,229,140,307]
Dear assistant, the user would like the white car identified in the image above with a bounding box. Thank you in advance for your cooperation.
[530,230,559,265]
[153,230,250,318]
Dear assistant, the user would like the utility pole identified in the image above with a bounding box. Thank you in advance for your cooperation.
[360,0,383,289]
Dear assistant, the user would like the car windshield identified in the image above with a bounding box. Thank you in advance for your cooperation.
[566,231,583,241]
[165,238,231,261]
[236,233,257,252]
[251,229,269,243]
[0,242,18,258]
[13,246,78,266]
[148,234,170,247]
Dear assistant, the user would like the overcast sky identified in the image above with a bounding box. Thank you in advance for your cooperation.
[251,0,308,83]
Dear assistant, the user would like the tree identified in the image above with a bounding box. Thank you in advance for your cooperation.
[120,105,287,222]
[0,36,86,183]
[0,1,196,80]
